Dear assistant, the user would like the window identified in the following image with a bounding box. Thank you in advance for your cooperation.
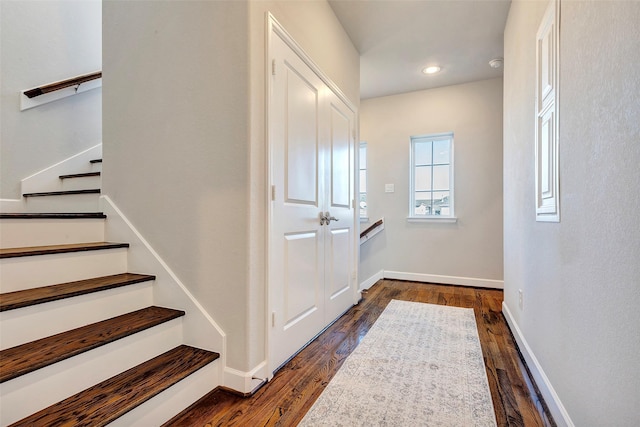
[359,142,368,219]
[409,133,454,219]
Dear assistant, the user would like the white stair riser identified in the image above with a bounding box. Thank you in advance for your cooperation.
[23,176,102,194]
[60,175,102,192]
[0,319,183,426]
[0,249,128,292]
[21,193,101,213]
[0,281,153,350]
[108,360,219,427]
[0,219,105,249]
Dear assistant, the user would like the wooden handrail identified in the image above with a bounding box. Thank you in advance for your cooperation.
[360,219,383,239]
[23,71,102,99]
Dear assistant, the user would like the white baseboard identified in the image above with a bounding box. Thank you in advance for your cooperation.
[360,270,384,291]
[383,270,504,289]
[502,302,574,427]
[223,361,269,395]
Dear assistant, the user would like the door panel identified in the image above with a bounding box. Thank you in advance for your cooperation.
[329,104,351,208]
[285,64,319,205]
[327,227,351,300]
[283,231,321,329]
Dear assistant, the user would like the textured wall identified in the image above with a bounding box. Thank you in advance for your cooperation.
[504,1,640,424]
[0,0,102,199]
[359,78,504,286]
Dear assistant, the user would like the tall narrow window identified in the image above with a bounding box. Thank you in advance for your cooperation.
[409,133,454,219]
[359,142,368,219]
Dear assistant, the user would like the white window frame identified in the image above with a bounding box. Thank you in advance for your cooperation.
[359,142,368,221]
[408,132,456,222]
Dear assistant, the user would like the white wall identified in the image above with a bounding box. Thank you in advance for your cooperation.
[504,1,640,425]
[0,0,102,199]
[359,78,504,287]
[103,0,359,375]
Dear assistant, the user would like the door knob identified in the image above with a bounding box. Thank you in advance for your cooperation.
[319,212,339,225]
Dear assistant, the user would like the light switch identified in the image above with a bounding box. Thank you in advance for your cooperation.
[385,184,395,193]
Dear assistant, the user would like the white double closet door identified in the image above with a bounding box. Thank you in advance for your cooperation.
[268,27,357,372]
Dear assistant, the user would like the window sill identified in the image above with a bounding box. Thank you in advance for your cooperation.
[407,216,458,223]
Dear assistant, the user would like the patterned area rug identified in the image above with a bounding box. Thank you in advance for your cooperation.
[298,300,497,426]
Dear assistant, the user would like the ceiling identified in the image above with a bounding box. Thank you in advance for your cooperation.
[328,0,512,100]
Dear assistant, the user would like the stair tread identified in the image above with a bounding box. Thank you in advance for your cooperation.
[0,212,106,219]
[9,345,219,427]
[59,171,101,179]
[89,158,102,163]
[0,273,156,312]
[0,241,129,259]
[0,306,185,383]
[23,189,101,197]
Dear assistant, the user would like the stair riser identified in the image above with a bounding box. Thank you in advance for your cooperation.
[0,219,105,249]
[0,249,128,292]
[0,319,183,426]
[0,281,153,350]
[109,360,220,427]
[21,193,101,213]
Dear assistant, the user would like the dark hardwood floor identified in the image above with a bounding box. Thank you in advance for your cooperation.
[164,280,554,427]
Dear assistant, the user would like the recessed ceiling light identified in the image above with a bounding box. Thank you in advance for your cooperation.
[422,66,441,75]
[489,58,503,69]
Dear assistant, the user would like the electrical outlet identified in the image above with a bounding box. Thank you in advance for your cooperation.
[518,289,524,309]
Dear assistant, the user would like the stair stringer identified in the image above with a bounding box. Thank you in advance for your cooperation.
[100,195,225,382]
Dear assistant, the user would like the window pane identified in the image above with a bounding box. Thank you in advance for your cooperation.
[432,191,449,216]
[414,165,432,191]
[359,145,367,169]
[432,165,450,190]
[359,170,367,193]
[433,139,450,164]
[414,141,432,165]
[414,192,432,215]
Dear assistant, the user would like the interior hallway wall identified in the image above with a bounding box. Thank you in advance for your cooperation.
[0,0,102,199]
[503,1,640,424]
[359,78,504,287]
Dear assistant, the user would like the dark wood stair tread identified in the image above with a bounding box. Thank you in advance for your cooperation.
[0,212,106,219]
[23,189,101,197]
[0,273,156,312]
[9,345,219,427]
[89,158,102,163]
[0,306,185,383]
[0,242,129,259]
[59,171,101,179]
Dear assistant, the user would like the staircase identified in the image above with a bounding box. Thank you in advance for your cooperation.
[0,158,220,426]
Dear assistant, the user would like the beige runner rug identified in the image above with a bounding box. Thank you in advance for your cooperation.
[299,300,497,426]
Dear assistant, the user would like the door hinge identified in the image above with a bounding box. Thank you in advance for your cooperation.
[272,59,276,76]
[272,311,276,327]
[271,185,276,201]
[353,129,357,141]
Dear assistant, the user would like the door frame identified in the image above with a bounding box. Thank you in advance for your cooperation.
[265,13,360,375]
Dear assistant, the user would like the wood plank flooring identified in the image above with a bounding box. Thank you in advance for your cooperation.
[164,280,555,427]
